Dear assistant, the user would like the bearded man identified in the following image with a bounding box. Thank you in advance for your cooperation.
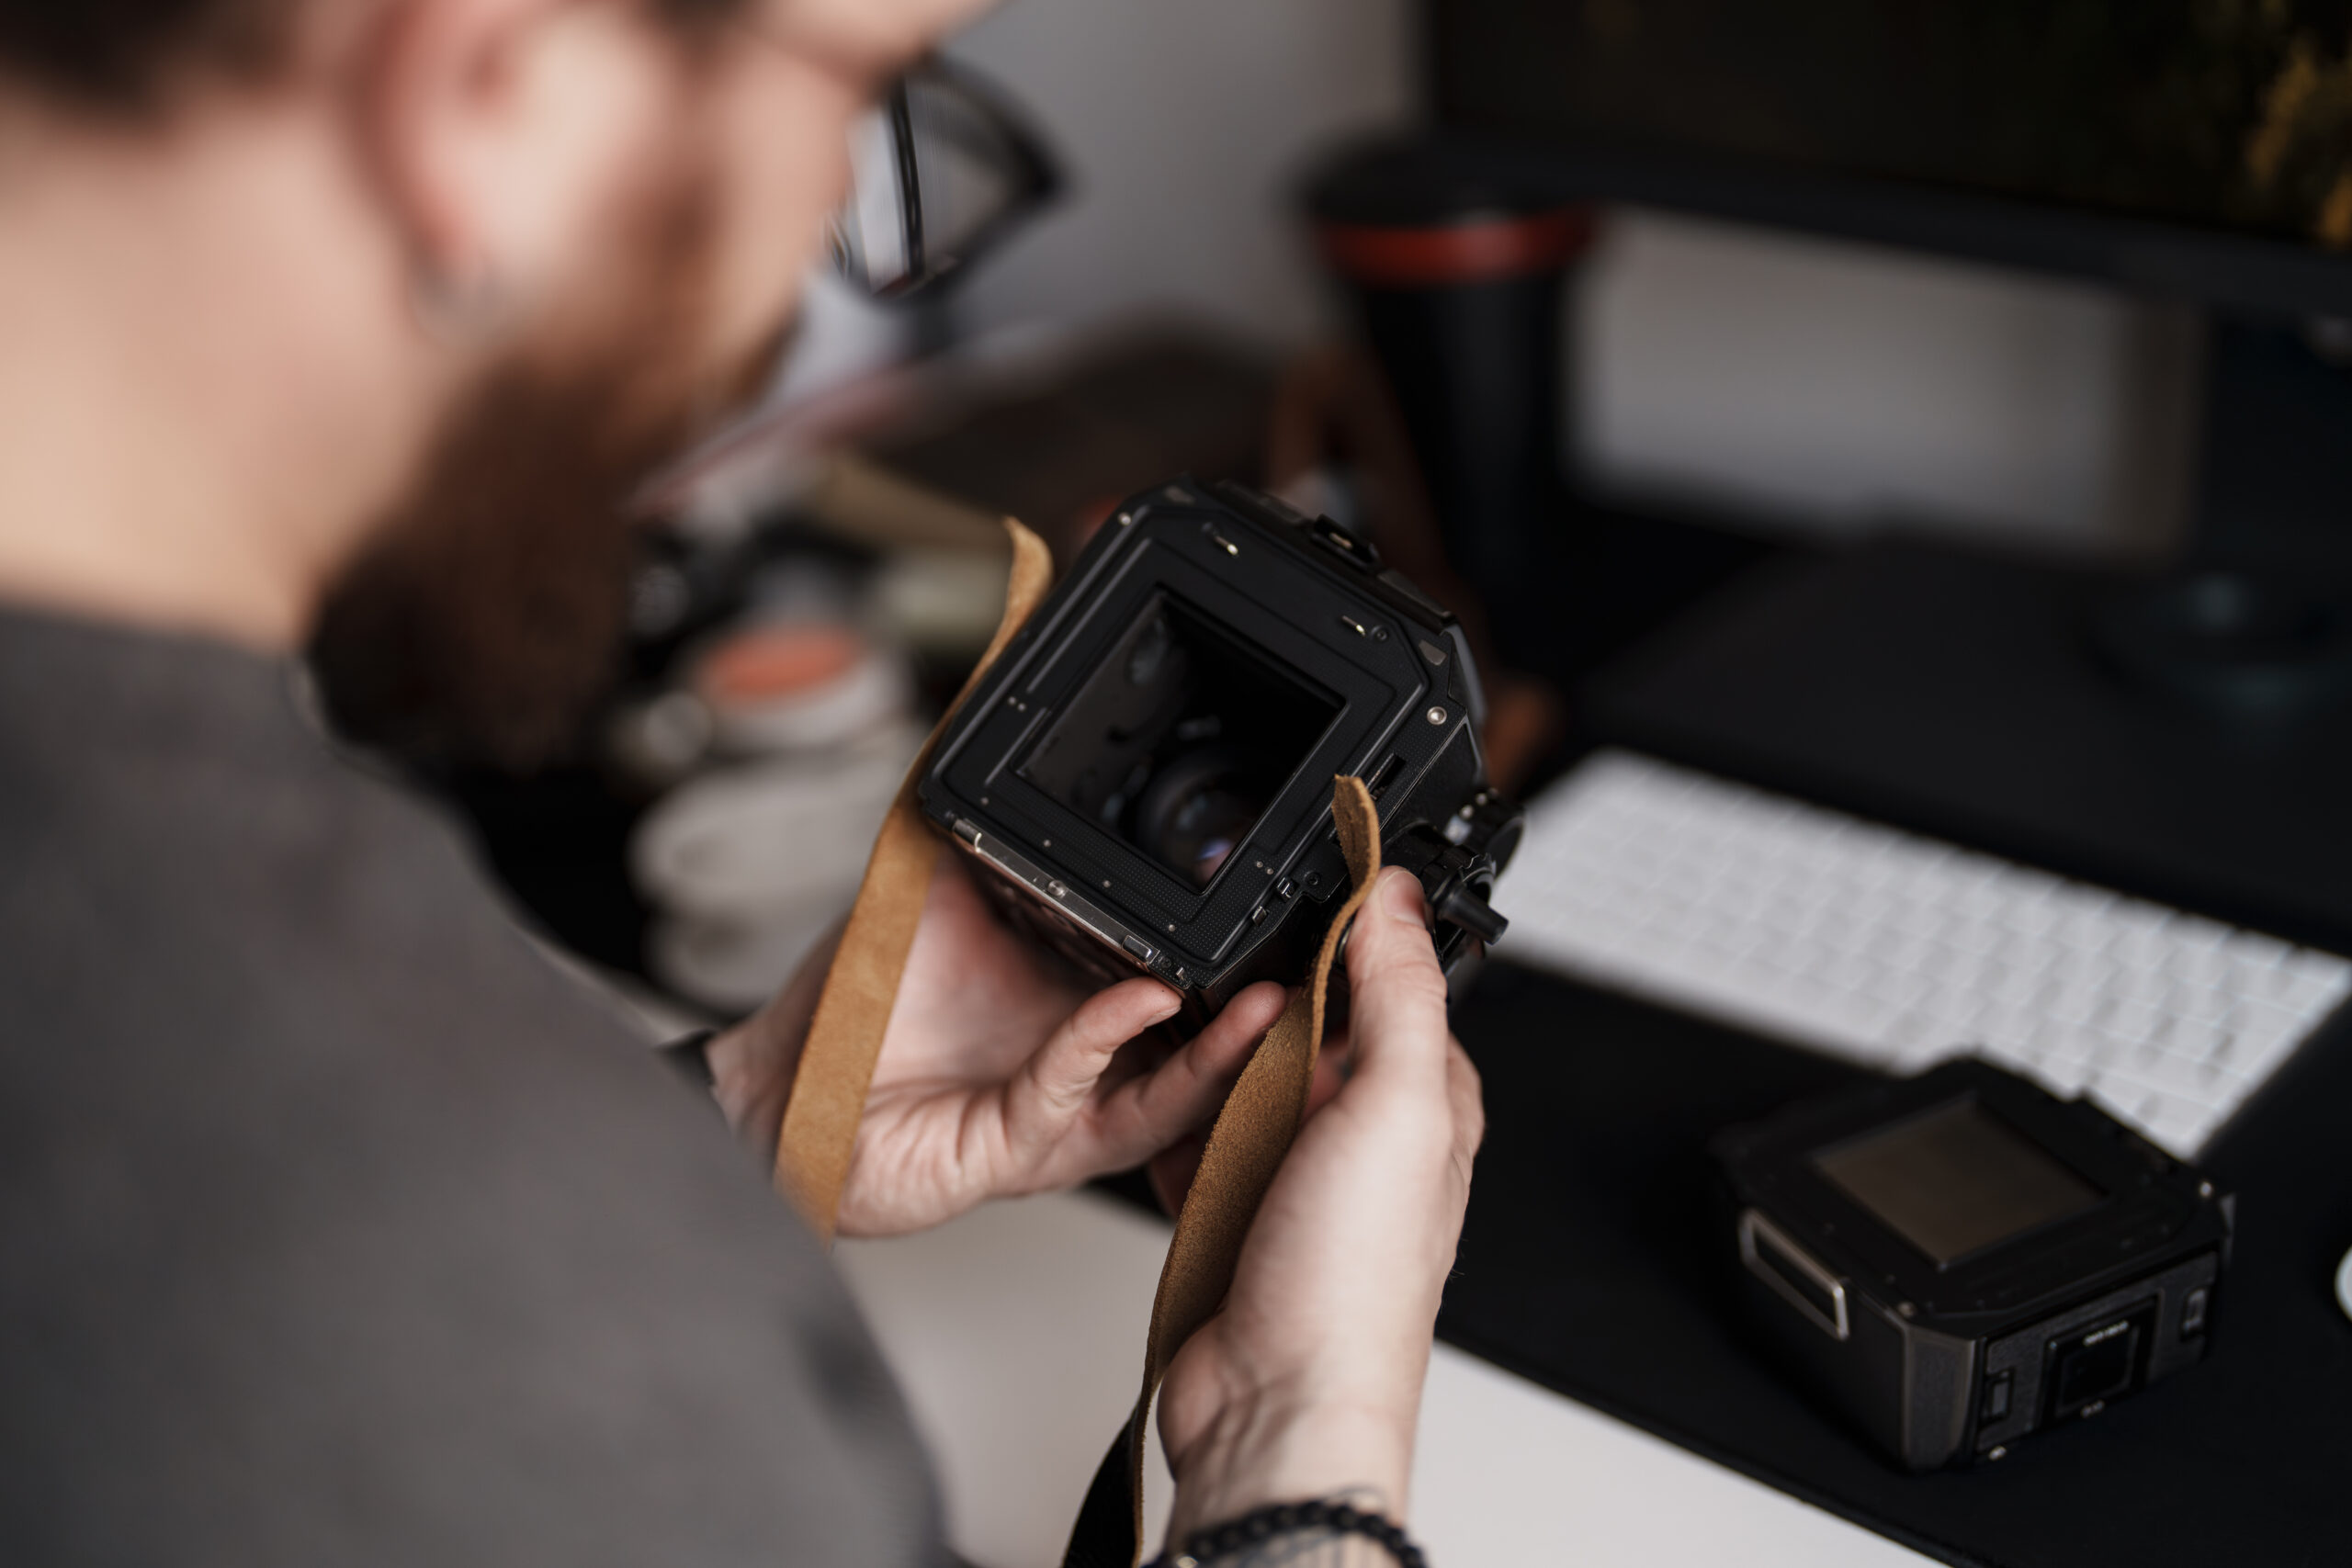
[0,4,1485,1564]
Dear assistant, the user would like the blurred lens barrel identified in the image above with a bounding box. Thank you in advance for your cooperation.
[1305,141,1594,642]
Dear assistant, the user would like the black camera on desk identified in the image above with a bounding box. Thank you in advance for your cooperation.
[1714,1059,2232,1471]
[915,479,1521,1024]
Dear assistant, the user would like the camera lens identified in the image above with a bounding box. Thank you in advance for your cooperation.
[1131,744,1264,886]
[1019,593,1342,888]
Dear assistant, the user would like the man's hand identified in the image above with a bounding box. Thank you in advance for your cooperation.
[707,853,1288,1237]
[1155,866,1485,1536]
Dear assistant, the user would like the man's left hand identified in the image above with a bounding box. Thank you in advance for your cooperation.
[707,853,1288,1237]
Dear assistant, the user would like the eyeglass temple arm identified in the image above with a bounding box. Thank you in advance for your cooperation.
[888,82,924,281]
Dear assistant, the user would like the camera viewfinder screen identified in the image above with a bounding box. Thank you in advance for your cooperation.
[1020,594,1341,887]
[1811,1100,2104,1267]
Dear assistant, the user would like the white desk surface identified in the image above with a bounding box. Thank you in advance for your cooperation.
[836,1189,1936,1568]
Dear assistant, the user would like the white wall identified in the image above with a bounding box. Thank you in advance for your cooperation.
[1575,213,2199,554]
[942,0,1418,347]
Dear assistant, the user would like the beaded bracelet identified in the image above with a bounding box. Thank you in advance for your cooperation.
[1149,1498,1427,1567]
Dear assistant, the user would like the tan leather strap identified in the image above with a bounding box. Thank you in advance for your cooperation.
[1066,776,1384,1568]
[774,515,1054,1241]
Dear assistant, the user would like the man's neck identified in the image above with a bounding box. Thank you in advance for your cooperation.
[0,96,434,651]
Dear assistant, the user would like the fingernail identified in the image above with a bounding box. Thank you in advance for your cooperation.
[1148,989,1182,1022]
[1378,866,1425,923]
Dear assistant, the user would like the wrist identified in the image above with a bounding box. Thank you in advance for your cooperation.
[1166,1388,1416,1542]
[704,1015,788,1140]
[705,919,843,1150]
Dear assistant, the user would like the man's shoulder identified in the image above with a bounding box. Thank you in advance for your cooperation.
[0,604,605,1055]
[0,613,941,1566]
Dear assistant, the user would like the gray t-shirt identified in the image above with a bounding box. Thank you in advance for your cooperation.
[0,605,944,1566]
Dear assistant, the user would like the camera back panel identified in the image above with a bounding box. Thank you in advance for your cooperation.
[1714,1058,2231,1470]
[917,479,1495,1012]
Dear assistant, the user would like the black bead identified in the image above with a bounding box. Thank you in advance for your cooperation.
[1159,1496,1426,1567]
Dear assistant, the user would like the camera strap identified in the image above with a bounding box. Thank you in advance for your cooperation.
[773,514,1056,1238]
[1063,773,1383,1568]
[772,513,1385,1568]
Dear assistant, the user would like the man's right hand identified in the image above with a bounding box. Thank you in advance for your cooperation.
[1155,866,1486,1539]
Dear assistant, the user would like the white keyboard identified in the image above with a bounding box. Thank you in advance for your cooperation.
[1502,750,2352,1157]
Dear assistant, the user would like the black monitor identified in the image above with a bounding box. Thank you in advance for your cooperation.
[1428,0,2352,724]
[1430,1,2352,321]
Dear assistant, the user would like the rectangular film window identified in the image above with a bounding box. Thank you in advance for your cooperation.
[1021,594,1340,887]
[1811,1099,2104,1267]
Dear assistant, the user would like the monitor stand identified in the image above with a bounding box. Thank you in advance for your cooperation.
[1588,317,2352,953]
[2091,318,2352,722]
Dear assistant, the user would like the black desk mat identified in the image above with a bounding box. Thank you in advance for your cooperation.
[1439,961,2352,1568]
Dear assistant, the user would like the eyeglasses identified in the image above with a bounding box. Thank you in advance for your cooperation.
[831,57,1062,300]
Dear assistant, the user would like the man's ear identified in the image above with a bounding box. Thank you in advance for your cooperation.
[353,0,685,327]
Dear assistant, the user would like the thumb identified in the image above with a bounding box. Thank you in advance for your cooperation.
[1341,867,1451,1089]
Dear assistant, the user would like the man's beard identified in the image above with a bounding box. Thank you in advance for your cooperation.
[311,168,774,776]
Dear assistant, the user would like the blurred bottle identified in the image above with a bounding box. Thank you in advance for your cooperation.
[1303,139,1594,656]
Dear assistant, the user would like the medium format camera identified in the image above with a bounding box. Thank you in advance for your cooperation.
[915,478,1521,1024]
[1713,1058,2232,1470]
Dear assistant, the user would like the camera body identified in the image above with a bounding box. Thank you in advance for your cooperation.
[1713,1058,2231,1470]
[914,478,1521,1024]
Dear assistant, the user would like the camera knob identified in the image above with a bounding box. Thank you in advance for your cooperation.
[1434,884,1509,945]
